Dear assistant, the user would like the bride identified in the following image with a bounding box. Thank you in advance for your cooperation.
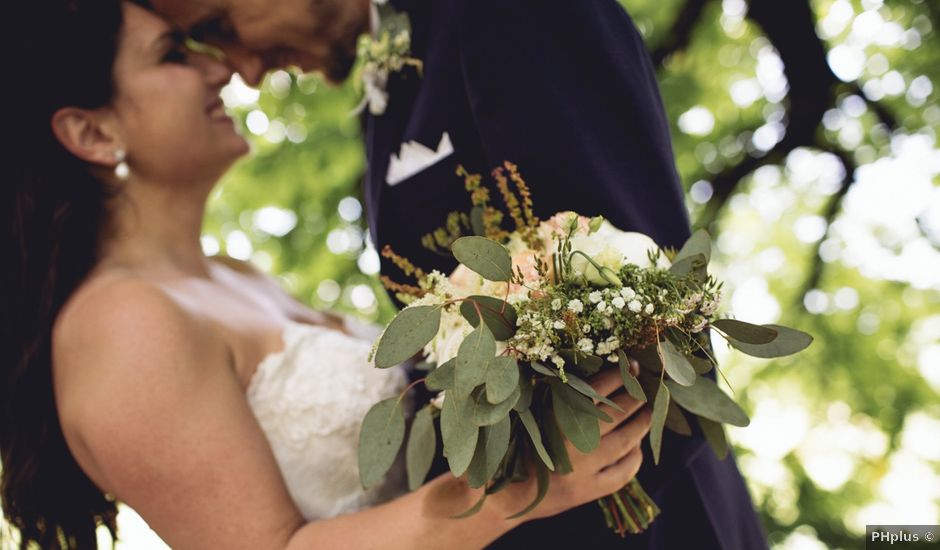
[1,1,651,548]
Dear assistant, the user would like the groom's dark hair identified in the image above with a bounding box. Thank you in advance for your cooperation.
[2,1,124,549]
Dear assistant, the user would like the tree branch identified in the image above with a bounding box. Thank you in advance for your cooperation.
[697,0,839,228]
[799,143,858,298]
[650,0,713,66]
[848,82,900,131]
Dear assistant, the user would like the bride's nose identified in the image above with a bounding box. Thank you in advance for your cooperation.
[192,52,236,91]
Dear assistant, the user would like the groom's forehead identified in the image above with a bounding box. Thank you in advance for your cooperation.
[146,0,222,32]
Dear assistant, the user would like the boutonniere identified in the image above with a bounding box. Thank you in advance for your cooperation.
[354,0,423,116]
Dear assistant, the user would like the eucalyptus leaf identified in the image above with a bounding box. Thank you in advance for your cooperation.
[485,356,520,404]
[689,355,714,375]
[551,381,601,453]
[452,236,512,282]
[674,229,712,265]
[425,358,456,391]
[529,361,559,378]
[460,296,518,341]
[564,371,624,412]
[440,391,479,477]
[469,385,520,426]
[725,325,813,358]
[488,435,518,495]
[665,400,693,436]
[618,350,647,402]
[548,379,613,422]
[668,253,707,277]
[451,491,488,519]
[558,349,604,376]
[665,378,750,427]
[455,323,496,396]
[660,340,697,386]
[698,416,729,460]
[510,438,530,482]
[632,344,663,374]
[712,319,778,345]
[487,474,512,496]
[544,411,574,475]
[650,382,670,465]
[467,436,489,489]
[359,397,406,488]
[405,406,436,491]
[506,457,550,519]
[514,374,534,412]
[483,416,511,479]
[518,409,555,471]
[374,305,442,368]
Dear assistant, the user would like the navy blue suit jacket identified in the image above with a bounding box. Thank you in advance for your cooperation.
[364,1,766,548]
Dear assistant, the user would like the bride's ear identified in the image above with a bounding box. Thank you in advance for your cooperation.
[50,107,123,168]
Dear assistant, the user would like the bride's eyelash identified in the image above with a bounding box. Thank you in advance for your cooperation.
[162,46,188,64]
[162,32,189,64]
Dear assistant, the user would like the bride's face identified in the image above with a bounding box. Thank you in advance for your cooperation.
[110,3,249,186]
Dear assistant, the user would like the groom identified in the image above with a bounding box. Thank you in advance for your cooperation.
[147,0,767,547]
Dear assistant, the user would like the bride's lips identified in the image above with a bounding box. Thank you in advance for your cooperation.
[206,97,231,122]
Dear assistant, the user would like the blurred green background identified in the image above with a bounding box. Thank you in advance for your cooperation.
[114,0,940,548]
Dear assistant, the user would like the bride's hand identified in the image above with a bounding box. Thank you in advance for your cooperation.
[489,366,651,522]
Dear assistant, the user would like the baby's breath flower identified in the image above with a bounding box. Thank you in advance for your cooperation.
[620,287,637,300]
[582,324,592,334]
[551,298,563,311]
[553,320,566,330]
[607,354,619,363]
[551,355,565,368]
[597,301,608,313]
[612,296,626,309]
[588,291,603,304]
[645,303,654,315]
[567,299,584,313]
[628,300,643,313]
[577,338,595,354]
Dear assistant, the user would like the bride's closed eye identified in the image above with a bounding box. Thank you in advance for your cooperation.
[158,31,189,64]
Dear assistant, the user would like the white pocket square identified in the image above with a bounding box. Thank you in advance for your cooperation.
[386,132,454,186]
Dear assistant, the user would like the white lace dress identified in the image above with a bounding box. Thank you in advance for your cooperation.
[246,321,410,520]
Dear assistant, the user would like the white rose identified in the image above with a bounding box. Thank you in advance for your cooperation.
[568,233,624,287]
[568,223,669,286]
[595,222,671,269]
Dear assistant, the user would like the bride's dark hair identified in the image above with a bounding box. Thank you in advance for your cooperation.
[2,0,124,548]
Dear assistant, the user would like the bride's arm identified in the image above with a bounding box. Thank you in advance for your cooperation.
[53,279,648,549]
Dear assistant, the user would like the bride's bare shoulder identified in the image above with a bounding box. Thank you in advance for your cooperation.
[52,271,225,400]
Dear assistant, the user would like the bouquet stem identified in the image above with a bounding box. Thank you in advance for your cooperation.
[597,479,660,537]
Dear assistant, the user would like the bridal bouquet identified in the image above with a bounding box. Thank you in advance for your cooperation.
[358,163,812,535]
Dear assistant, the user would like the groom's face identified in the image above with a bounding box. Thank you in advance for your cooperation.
[147,0,371,86]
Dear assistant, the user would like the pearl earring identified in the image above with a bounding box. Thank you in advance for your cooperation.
[114,149,130,181]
